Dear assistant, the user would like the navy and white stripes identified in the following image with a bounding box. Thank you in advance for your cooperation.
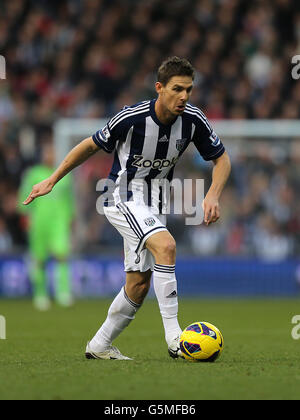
[117,203,144,240]
[154,264,176,274]
[92,98,225,211]
[185,103,213,134]
[108,101,150,131]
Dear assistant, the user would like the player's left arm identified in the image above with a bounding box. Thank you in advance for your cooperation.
[203,151,231,226]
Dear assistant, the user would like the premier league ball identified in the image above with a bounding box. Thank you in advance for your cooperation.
[180,322,224,362]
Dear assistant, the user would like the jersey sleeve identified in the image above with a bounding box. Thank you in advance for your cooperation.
[92,110,129,153]
[192,112,225,161]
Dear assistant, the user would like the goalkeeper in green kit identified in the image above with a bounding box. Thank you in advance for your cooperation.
[19,142,74,310]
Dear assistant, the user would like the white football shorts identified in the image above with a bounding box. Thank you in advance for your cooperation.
[103,201,168,272]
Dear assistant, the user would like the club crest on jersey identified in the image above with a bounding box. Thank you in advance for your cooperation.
[176,138,187,151]
[99,125,111,143]
[144,217,156,227]
[209,131,221,147]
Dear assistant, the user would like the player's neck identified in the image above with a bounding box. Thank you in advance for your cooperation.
[155,98,177,126]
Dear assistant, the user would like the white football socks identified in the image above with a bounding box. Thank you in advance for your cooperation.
[153,264,182,345]
[89,286,141,353]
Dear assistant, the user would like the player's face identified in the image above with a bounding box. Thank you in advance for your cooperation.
[156,76,193,117]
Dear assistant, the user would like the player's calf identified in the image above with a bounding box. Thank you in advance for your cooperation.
[146,232,182,354]
[125,270,152,305]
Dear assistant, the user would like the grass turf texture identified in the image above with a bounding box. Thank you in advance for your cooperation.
[0,298,300,400]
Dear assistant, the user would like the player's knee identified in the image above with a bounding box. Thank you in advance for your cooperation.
[162,239,176,258]
[154,238,176,263]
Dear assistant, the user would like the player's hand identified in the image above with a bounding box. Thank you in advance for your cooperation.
[202,193,220,226]
[23,178,55,205]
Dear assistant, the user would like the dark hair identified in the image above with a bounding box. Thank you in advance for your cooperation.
[157,56,195,86]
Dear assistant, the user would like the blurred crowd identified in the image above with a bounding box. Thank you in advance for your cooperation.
[0,0,299,260]
[186,140,300,261]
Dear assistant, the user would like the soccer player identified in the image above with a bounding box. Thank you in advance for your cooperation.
[19,141,74,310]
[23,57,231,359]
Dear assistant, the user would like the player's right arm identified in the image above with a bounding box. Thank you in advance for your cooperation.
[19,168,36,212]
[23,137,99,205]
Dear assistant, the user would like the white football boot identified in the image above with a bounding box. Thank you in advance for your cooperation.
[85,342,133,360]
[168,335,183,359]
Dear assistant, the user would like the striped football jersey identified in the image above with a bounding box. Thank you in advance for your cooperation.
[92,99,225,213]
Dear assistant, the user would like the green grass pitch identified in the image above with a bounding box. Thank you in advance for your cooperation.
[0,298,300,400]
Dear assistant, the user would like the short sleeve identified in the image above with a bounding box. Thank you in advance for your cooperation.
[92,123,118,154]
[192,112,225,161]
[92,109,129,153]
